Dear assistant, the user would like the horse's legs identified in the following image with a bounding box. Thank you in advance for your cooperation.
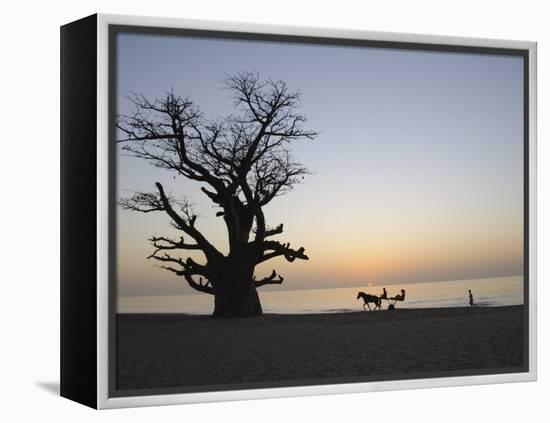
[362,303,367,311]
[366,303,372,312]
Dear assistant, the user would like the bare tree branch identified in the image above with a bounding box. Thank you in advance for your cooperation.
[147,236,202,259]
[117,91,227,197]
[257,241,309,264]
[263,223,284,238]
[160,265,215,295]
[254,269,284,287]
[154,182,221,257]
[119,183,222,259]
[119,192,164,213]
[154,253,215,295]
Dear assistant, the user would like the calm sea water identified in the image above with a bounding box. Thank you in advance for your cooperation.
[118,275,523,314]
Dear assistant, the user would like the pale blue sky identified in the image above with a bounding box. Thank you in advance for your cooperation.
[115,32,524,297]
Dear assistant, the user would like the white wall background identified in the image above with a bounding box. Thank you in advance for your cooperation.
[0,0,546,421]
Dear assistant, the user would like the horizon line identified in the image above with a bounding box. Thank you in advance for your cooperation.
[118,273,523,298]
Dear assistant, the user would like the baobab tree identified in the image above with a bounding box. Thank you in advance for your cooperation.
[117,72,317,317]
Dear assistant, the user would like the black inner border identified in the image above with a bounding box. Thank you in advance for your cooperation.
[108,24,530,398]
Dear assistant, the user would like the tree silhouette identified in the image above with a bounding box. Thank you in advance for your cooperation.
[117,72,318,317]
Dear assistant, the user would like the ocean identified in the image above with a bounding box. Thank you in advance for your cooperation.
[117,275,523,315]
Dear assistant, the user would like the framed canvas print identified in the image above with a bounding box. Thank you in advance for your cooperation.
[60,14,537,409]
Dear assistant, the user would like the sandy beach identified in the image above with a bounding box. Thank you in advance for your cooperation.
[116,306,526,392]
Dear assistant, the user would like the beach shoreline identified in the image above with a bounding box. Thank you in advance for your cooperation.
[116,305,526,391]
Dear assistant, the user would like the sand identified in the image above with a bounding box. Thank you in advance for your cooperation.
[116,306,526,392]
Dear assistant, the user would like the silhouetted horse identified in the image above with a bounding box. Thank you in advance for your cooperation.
[357,291,381,311]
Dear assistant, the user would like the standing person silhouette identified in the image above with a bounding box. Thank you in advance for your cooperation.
[381,287,388,300]
[468,289,475,307]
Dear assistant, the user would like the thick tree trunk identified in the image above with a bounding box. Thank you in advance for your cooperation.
[211,253,263,317]
[209,200,265,317]
[212,282,262,317]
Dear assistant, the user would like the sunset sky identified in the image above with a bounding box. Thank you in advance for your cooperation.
[115,31,524,297]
